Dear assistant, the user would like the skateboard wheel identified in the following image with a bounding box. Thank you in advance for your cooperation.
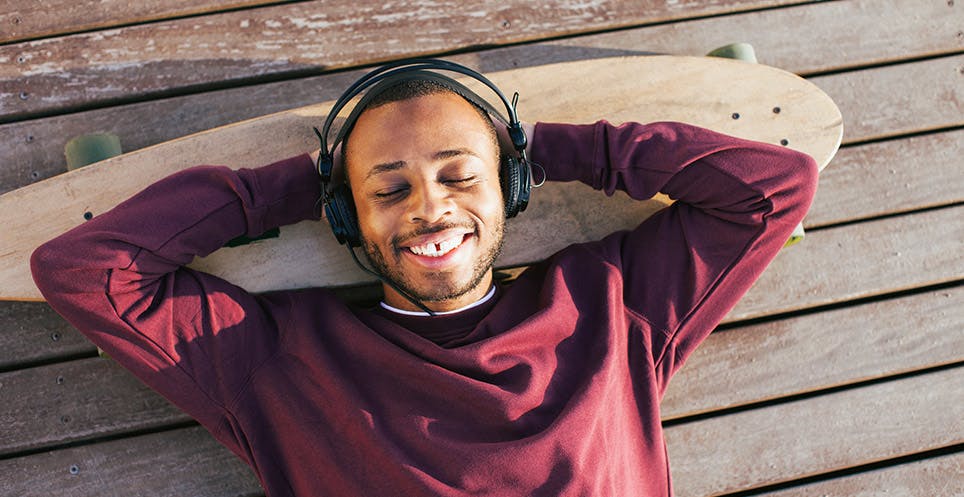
[707,43,758,63]
[65,133,122,170]
[784,222,806,247]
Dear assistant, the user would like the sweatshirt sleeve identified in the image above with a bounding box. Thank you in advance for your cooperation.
[30,153,321,452]
[529,121,818,389]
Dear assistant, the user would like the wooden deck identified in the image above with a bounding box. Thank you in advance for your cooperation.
[1,0,962,495]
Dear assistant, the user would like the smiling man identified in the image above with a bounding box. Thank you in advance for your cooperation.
[32,60,818,496]
[344,88,508,311]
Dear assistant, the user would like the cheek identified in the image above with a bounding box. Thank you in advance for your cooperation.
[477,182,507,222]
[353,201,393,243]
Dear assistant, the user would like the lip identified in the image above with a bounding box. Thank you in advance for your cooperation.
[399,232,474,270]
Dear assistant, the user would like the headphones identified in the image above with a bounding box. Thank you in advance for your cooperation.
[314,59,533,247]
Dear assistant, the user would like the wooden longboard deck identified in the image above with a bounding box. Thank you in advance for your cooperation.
[0,55,842,301]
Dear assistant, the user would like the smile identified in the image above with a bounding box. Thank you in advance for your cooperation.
[406,233,467,258]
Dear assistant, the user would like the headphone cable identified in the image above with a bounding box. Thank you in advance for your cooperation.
[344,245,436,316]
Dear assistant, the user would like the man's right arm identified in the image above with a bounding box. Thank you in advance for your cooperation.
[30,154,320,441]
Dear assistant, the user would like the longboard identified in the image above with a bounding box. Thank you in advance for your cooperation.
[0,55,842,301]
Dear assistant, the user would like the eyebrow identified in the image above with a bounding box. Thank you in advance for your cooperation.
[364,148,481,181]
[365,161,406,181]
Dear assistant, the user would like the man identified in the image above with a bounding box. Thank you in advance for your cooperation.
[32,61,818,496]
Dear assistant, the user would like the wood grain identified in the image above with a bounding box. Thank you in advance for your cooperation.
[663,287,964,419]
[0,0,797,121]
[811,54,964,143]
[806,129,964,228]
[667,367,964,496]
[0,301,92,370]
[0,425,261,497]
[728,205,964,322]
[4,0,961,194]
[0,1,278,43]
[0,358,188,457]
[759,452,964,497]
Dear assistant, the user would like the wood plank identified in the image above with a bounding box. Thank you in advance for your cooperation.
[727,205,964,322]
[4,0,961,193]
[759,452,964,497]
[663,286,964,420]
[0,7,959,193]
[0,426,261,497]
[0,357,188,457]
[666,367,964,497]
[0,1,278,44]
[0,302,92,370]
[0,0,798,121]
[807,129,964,228]
[487,0,964,76]
[811,54,964,143]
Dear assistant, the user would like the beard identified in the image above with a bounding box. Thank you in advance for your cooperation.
[361,216,505,303]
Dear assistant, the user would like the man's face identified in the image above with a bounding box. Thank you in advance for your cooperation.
[345,92,505,312]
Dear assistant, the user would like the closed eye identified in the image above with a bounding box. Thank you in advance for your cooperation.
[374,186,408,199]
[443,176,477,186]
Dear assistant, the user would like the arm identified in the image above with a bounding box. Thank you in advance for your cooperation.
[31,154,320,449]
[529,121,818,388]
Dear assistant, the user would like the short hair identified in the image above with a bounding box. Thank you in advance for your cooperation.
[342,79,500,174]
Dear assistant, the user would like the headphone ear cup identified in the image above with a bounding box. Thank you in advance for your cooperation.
[500,154,530,218]
[325,184,362,247]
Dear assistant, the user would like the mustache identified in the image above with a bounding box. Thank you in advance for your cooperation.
[392,221,476,247]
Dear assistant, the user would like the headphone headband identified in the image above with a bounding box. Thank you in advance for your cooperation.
[317,59,528,183]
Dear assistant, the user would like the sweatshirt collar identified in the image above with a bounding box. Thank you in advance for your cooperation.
[379,285,497,317]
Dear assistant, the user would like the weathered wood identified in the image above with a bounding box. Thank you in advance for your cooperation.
[807,129,964,228]
[0,301,92,370]
[516,0,964,76]
[811,53,964,143]
[759,452,964,497]
[728,205,964,322]
[4,0,961,194]
[0,0,800,121]
[664,287,964,419]
[0,426,261,497]
[5,367,959,497]
[667,367,964,497]
[0,357,188,457]
[0,1,278,44]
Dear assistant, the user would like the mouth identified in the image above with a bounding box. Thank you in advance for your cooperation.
[405,233,469,258]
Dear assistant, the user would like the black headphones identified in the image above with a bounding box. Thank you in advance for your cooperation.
[314,59,533,247]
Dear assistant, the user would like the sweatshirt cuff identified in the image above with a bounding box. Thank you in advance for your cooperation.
[244,153,322,235]
[529,122,600,186]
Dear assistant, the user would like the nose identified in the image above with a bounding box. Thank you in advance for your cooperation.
[408,181,454,224]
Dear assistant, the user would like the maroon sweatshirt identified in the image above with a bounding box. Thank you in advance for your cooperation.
[32,121,818,496]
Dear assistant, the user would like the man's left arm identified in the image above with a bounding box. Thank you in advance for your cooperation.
[528,120,819,389]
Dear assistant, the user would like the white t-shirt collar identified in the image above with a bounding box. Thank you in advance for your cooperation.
[379,285,496,317]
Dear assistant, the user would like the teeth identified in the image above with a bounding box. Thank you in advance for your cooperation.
[408,235,463,257]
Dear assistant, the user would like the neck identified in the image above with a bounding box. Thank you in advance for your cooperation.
[381,285,496,316]
[382,272,494,314]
